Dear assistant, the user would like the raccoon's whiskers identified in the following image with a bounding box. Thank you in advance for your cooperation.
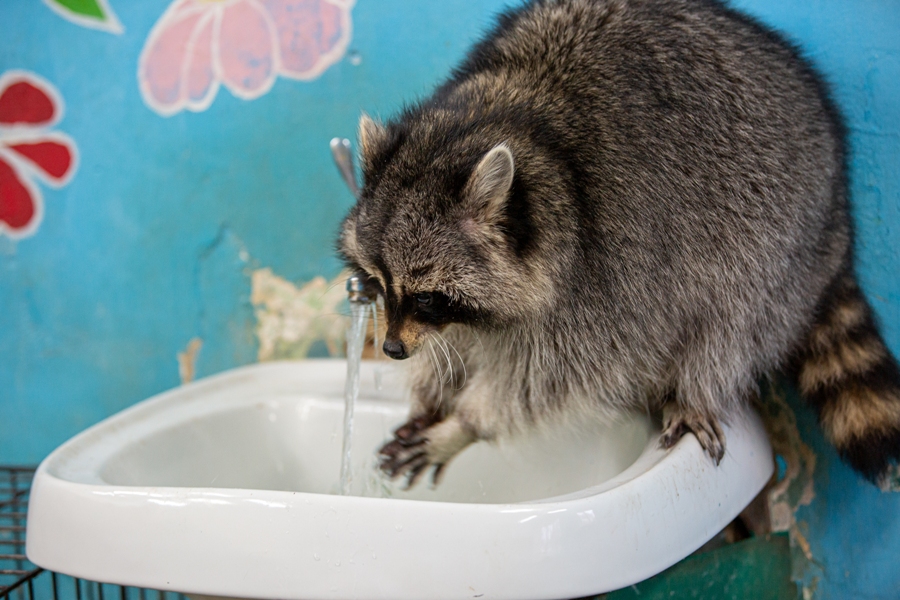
[436,331,467,389]
[425,337,444,407]
[322,278,347,296]
[433,333,455,387]
[429,334,449,386]
[424,337,439,381]
[474,331,487,357]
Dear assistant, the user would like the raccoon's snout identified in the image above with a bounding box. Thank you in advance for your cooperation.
[383,339,408,360]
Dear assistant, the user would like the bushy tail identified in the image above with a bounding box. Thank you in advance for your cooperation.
[794,268,900,484]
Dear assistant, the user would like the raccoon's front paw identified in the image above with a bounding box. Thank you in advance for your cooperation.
[660,405,726,465]
[378,414,475,488]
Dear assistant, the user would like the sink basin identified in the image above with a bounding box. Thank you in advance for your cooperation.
[26,360,773,600]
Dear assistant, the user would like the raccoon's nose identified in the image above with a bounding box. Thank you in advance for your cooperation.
[383,339,408,360]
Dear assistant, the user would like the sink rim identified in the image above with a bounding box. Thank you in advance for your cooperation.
[26,359,774,600]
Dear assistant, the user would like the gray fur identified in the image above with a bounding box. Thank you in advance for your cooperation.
[339,0,857,482]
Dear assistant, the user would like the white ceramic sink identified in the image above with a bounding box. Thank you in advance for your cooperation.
[26,360,772,600]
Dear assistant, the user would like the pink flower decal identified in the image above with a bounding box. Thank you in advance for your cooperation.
[0,71,78,239]
[138,0,354,117]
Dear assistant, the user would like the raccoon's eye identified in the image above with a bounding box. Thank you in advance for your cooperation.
[414,292,433,307]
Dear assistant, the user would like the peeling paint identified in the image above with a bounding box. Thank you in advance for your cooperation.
[251,268,349,360]
[877,463,900,492]
[757,382,816,532]
[177,337,203,384]
[756,379,825,594]
[801,577,818,600]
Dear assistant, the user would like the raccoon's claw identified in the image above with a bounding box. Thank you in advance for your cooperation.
[393,414,439,442]
[377,413,439,478]
[660,407,726,465]
[378,439,425,475]
[377,440,442,488]
[377,414,475,488]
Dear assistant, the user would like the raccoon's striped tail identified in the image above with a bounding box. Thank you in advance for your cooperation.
[795,269,900,485]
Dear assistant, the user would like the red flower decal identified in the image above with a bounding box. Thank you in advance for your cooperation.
[0,71,78,239]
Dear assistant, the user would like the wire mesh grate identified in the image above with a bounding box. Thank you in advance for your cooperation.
[0,467,188,600]
[1,466,40,600]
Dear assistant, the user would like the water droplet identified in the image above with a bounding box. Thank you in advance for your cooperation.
[372,552,377,559]
[395,524,403,532]
[313,553,320,561]
[335,560,341,567]
[349,50,362,66]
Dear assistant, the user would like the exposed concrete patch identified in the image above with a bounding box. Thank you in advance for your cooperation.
[877,464,900,492]
[251,268,348,360]
[756,380,824,596]
[757,383,816,532]
[177,337,203,384]
[801,577,819,600]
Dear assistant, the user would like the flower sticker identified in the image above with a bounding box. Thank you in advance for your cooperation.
[42,0,124,35]
[0,71,78,239]
[139,0,354,117]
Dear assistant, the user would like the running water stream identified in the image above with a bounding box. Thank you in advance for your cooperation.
[340,276,373,495]
[331,139,379,496]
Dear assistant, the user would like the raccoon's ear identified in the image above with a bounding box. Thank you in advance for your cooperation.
[358,113,388,164]
[463,144,514,226]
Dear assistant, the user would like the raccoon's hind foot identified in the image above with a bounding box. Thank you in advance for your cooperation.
[378,414,475,488]
[660,405,726,465]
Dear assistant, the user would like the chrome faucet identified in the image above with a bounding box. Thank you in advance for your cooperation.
[346,273,371,304]
[330,137,359,198]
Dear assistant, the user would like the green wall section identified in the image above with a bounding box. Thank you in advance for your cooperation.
[605,534,796,600]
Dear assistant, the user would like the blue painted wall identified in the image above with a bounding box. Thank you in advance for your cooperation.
[1,1,898,598]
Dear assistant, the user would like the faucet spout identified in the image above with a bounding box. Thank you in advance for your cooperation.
[346,273,372,304]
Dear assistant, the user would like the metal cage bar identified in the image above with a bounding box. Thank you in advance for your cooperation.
[0,467,188,600]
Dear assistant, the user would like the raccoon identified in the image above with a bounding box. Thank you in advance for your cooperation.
[337,0,900,487]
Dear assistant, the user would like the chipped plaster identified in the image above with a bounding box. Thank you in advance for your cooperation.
[177,337,203,384]
[757,380,825,597]
[877,464,900,493]
[251,268,349,360]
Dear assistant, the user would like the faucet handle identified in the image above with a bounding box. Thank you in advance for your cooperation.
[330,137,359,198]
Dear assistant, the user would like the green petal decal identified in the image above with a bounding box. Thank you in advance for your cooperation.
[53,0,104,19]
[42,0,124,34]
